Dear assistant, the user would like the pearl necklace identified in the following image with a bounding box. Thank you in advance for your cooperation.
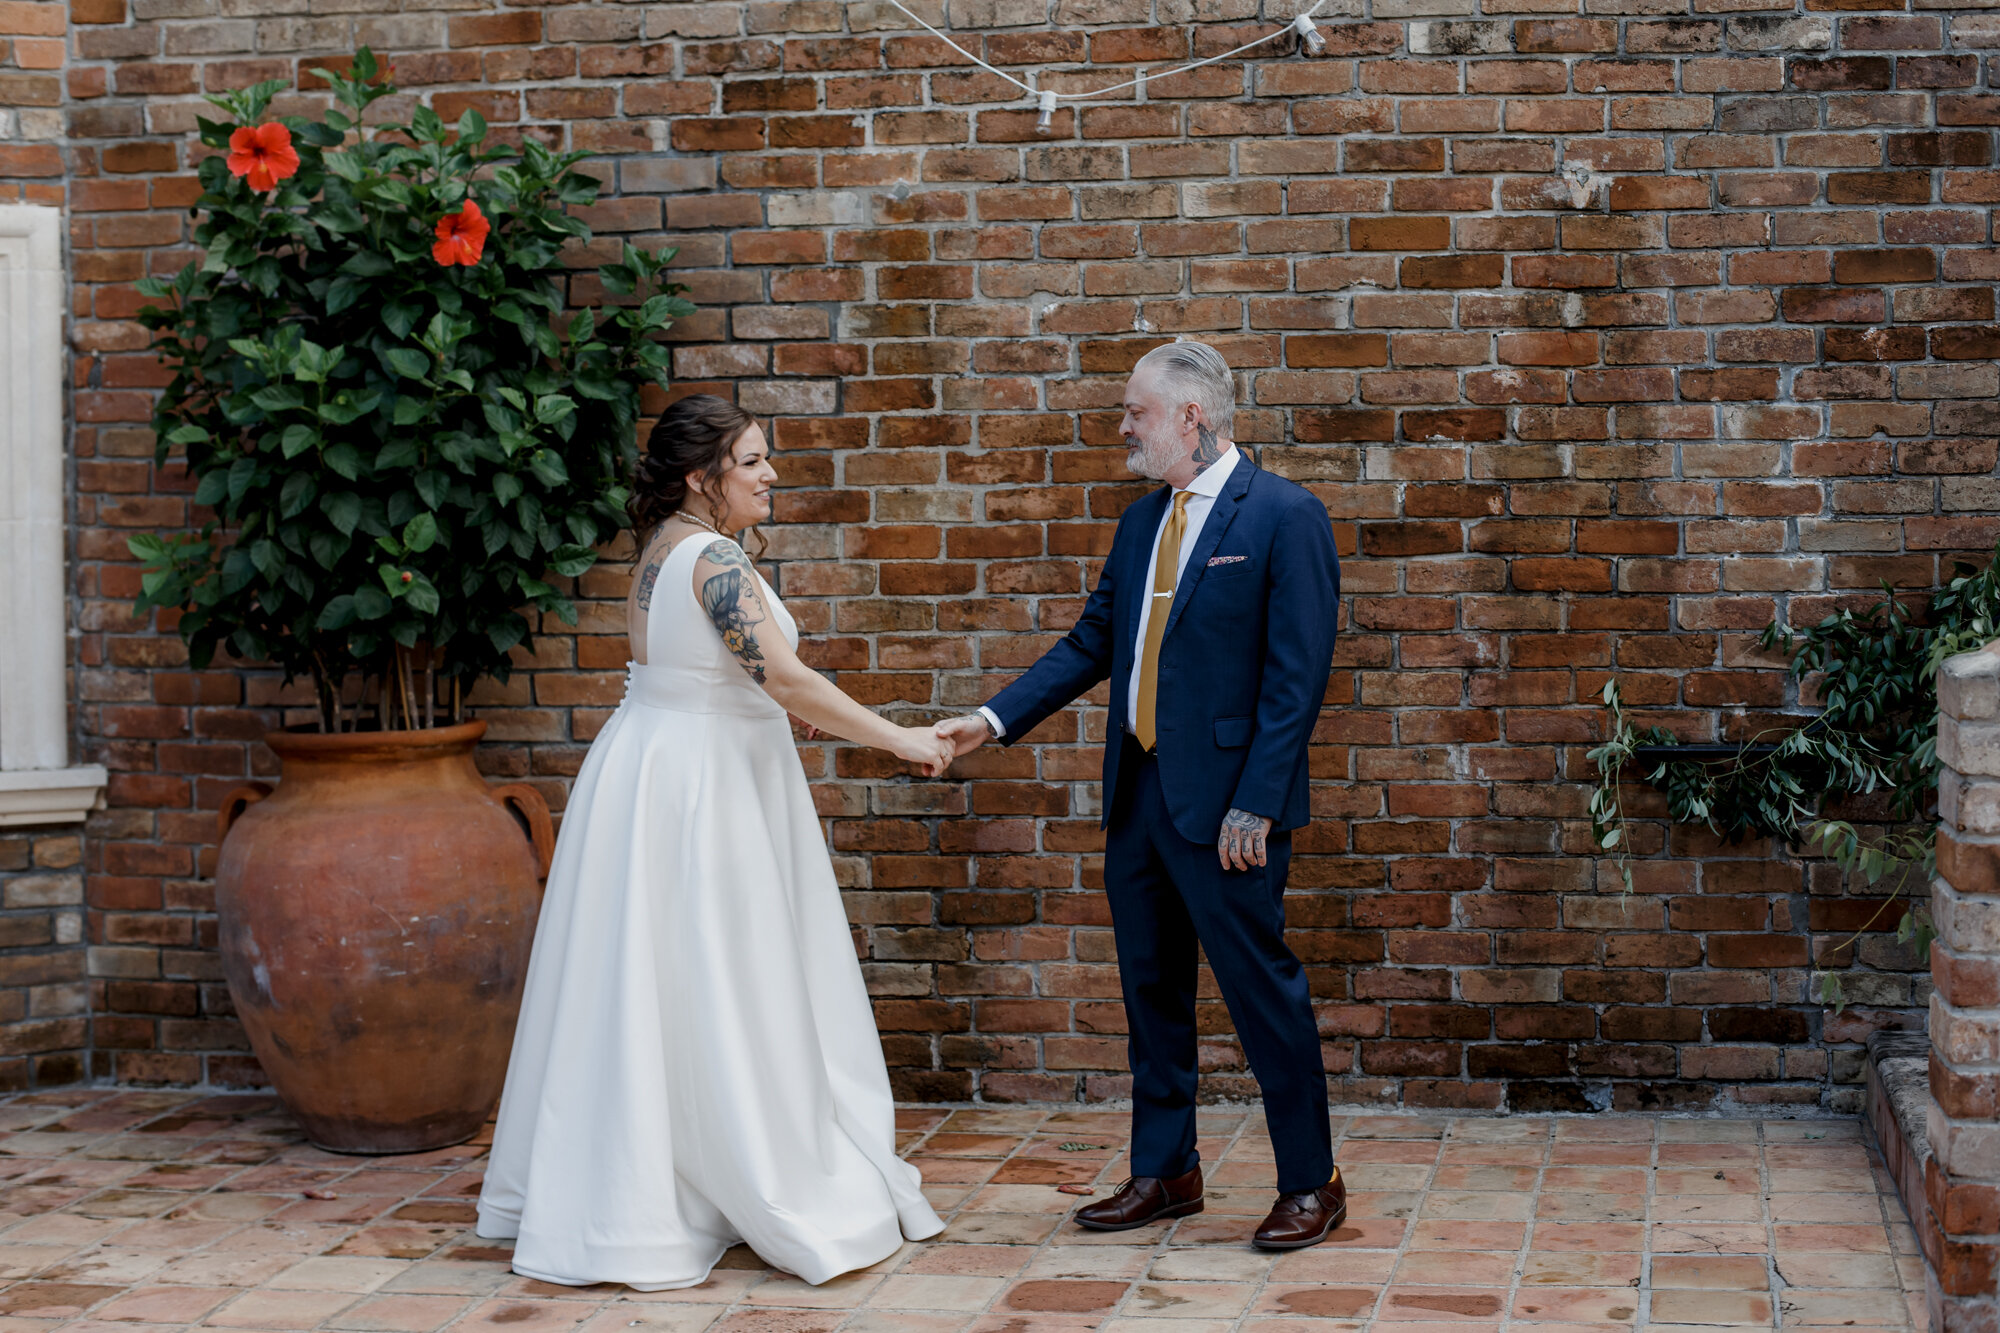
[679,509,730,539]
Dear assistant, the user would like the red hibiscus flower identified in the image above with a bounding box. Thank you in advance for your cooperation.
[433,199,489,267]
[225,122,300,192]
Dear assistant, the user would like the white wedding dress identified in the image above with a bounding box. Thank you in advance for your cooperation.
[476,533,942,1289]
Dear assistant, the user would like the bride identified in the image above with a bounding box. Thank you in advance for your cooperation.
[476,394,949,1289]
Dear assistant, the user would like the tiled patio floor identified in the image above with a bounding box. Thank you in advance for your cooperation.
[0,1090,1925,1332]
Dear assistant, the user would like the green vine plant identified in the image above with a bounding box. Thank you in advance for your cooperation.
[1588,544,2000,1012]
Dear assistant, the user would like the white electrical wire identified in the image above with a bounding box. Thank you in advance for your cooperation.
[882,0,1332,104]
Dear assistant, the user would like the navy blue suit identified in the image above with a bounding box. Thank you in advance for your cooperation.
[985,455,1340,1195]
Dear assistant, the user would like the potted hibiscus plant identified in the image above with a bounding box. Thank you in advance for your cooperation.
[127,50,692,1152]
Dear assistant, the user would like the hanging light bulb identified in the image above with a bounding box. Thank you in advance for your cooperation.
[1036,90,1057,134]
[1292,12,1326,55]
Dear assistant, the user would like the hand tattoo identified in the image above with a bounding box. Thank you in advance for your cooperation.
[1218,807,1270,871]
[1191,423,1222,476]
[699,541,768,685]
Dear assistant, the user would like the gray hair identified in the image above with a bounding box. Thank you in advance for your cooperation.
[1134,339,1235,440]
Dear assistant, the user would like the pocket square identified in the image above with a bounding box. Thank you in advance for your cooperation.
[1207,555,1248,566]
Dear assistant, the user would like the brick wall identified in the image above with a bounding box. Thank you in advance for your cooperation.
[6,0,1998,1107]
[1922,643,2000,1332]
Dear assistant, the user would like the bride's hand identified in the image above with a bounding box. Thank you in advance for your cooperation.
[891,726,956,778]
[789,713,821,740]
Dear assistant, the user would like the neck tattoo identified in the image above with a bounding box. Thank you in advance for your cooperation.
[1191,424,1223,477]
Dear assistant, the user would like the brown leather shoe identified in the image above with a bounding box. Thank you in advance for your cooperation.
[1072,1166,1204,1231]
[1252,1167,1347,1250]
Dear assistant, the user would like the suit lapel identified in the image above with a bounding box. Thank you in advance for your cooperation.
[1161,457,1253,642]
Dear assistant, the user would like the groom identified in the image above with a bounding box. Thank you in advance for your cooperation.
[937,341,1345,1249]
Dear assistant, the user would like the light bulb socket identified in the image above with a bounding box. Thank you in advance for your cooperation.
[1035,90,1057,133]
[1292,12,1326,55]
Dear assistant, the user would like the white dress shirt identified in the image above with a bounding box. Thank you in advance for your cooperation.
[981,446,1241,740]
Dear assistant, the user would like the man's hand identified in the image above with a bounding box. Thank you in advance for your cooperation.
[1219,808,1273,871]
[936,714,993,760]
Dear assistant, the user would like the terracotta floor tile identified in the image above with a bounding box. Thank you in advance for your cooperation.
[1430,1167,1537,1193]
[1407,1221,1525,1251]
[1021,1246,1152,1280]
[327,1224,463,1260]
[377,1259,515,1295]
[1417,1192,1533,1222]
[1648,1224,1769,1254]
[1506,1286,1642,1323]
[844,1313,974,1333]
[0,1282,124,1317]
[1528,1222,1642,1253]
[1266,1249,1396,1285]
[997,1278,1130,1313]
[894,1245,1028,1279]
[1649,1194,1761,1223]
[36,1248,170,1285]
[1377,1286,1508,1321]
[204,1288,360,1329]
[91,1284,237,1323]
[1778,1288,1912,1324]
[1437,1144,1543,1168]
[267,1255,409,1292]
[933,1210,1061,1246]
[1546,1146,1650,1167]
[574,1307,727,1333]
[1390,1250,1516,1286]
[1142,1250,1273,1282]
[1517,1253,1641,1288]
[739,1271,881,1309]
[1767,1192,1888,1225]
[1775,1252,1901,1289]
[1531,1192,1644,1223]
[1121,1281,1254,1318]
[1651,1254,1770,1289]
[1537,1167,1645,1194]
[865,1274,1006,1310]
[1773,1224,1892,1254]
[1650,1289,1777,1323]
[1247,1285,1379,1319]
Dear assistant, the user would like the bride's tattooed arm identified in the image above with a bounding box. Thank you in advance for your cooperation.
[699,542,769,684]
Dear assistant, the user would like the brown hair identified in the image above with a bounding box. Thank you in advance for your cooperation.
[630,394,763,551]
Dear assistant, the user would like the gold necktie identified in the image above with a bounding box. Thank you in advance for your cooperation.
[1135,490,1192,752]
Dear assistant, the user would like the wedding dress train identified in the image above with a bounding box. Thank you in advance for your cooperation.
[477,533,942,1289]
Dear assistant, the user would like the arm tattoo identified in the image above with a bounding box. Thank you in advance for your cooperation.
[1191,423,1223,476]
[698,541,768,685]
[634,555,664,611]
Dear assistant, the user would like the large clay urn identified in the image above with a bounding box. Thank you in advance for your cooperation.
[214,720,552,1154]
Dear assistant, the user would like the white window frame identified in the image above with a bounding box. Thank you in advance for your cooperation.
[0,204,106,826]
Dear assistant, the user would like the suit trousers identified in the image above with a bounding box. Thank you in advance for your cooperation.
[1104,735,1334,1196]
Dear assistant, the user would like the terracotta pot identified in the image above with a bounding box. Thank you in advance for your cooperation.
[214,720,552,1155]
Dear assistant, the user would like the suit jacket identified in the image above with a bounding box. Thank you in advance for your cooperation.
[985,458,1341,846]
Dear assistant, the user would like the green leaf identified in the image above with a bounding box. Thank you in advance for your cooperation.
[279,472,316,518]
[403,512,439,553]
[321,491,362,535]
[323,442,361,480]
[385,348,430,379]
[354,585,392,619]
[382,301,420,340]
[528,449,568,487]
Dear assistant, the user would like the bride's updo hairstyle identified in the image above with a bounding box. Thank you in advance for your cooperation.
[630,394,760,545]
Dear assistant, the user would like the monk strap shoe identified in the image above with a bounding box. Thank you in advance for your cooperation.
[1252,1169,1347,1250]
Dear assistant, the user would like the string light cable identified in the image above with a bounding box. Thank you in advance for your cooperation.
[881,0,1334,132]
